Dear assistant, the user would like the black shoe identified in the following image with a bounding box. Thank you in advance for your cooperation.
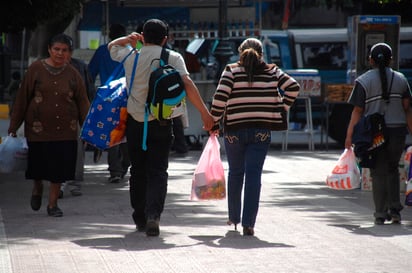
[243,227,254,236]
[374,217,385,225]
[70,188,82,196]
[108,176,121,183]
[146,218,160,236]
[227,220,238,231]
[390,212,401,224]
[30,184,43,211]
[170,152,188,158]
[93,149,103,163]
[47,206,63,217]
[136,224,146,232]
[30,195,42,211]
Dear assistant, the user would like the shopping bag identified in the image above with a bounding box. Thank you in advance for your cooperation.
[191,134,226,200]
[0,136,28,173]
[80,50,138,150]
[80,77,129,150]
[326,147,361,190]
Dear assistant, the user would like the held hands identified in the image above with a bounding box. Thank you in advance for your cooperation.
[201,112,215,131]
[209,130,220,136]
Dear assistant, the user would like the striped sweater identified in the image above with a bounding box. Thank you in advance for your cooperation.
[210,62,300,131]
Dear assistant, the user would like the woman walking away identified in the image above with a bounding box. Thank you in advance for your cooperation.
[345,42,412,225]
[210,38,300,236]
[8,33,90,217]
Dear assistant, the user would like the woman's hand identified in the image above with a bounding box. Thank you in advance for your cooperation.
[209,130,220,136]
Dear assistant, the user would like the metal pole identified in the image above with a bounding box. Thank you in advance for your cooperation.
[105,0,109,43]
[213,0,233,82]
[20,29,26,77]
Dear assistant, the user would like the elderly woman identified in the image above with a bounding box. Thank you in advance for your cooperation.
[8,33,90,217]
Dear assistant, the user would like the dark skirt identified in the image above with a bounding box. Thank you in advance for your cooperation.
[26,140,77,183]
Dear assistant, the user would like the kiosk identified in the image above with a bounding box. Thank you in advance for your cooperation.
[347,15,400,84]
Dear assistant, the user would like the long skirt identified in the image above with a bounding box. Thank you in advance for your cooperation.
[26,140,77,183]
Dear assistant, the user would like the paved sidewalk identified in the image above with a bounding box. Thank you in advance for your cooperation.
[1,116,412,273]
[1,145,412,273]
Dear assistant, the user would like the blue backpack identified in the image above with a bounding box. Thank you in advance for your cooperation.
[142,48,186,150]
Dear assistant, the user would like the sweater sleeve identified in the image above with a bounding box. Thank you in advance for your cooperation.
[7,65,36,135]
[210,65,234,129]
[276,68,300,110]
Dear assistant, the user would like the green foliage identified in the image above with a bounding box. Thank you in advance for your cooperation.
[0,0,85,33]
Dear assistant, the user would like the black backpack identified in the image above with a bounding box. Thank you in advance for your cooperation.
[142,48,186,150]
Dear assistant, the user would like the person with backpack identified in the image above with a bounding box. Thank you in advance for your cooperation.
[345,42,412,225]
[108,19,214,236]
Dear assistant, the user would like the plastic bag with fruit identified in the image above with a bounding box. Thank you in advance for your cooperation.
[191,134,226,200]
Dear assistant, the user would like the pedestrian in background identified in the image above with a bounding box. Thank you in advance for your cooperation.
[59,35,95,198]
[7,33,90,217]
[108,18,214,236]
[88,23,130,183]
[209,38,300,236]
[5,71,21,115]
[345,42,412,225]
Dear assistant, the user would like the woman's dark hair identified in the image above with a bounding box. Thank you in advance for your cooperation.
[370,42,392,102]
[238,38,265,83]
[49,33,73,51]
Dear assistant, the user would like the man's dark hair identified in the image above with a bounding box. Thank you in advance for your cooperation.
[143,19,168,45]
[109,23,126,41]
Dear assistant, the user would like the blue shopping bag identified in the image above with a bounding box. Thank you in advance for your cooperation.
[80,77,129,150]
[80,49,138,150]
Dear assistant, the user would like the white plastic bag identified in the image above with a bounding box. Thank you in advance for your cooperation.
[326,147,361,190]
[0,136,28,173]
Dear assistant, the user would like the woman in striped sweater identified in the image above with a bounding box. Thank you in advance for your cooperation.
[210,38,300,236]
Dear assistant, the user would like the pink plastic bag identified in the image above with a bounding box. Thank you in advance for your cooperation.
[326,147,361,190]
[191,134,226,200]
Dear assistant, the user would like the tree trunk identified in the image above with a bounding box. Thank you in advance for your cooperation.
[28,18,72,65]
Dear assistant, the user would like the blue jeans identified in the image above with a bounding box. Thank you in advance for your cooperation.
[224,128,271,228]
[126,115,173,226]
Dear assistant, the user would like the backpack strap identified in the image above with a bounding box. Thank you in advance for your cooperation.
[160,48,170,65]
[128,51,139,96]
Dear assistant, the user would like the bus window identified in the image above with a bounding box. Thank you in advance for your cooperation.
[262,38,282,67]
[300,42,348,70]
[400,41,412,69]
